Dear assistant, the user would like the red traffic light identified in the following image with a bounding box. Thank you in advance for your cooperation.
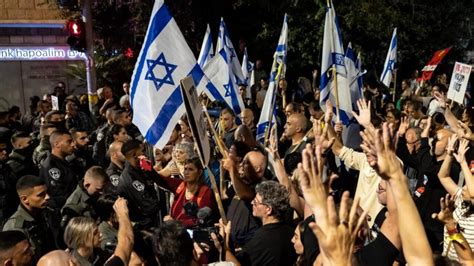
[66,19,84,36]
[65,18,86,52]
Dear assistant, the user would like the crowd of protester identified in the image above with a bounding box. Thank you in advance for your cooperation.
[0,68,473,266]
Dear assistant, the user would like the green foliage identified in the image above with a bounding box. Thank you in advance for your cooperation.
[86,0,472,84]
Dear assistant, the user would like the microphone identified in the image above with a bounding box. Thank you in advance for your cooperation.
[196,207,212,226]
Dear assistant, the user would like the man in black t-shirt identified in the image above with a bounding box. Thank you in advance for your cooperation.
[235,181,296,266]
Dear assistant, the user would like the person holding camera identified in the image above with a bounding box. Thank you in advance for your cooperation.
[158,157,216,228]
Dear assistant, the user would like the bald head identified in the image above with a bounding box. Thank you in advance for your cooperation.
[241,108,255,128]
[245,151,267,178]
[37,250,77,266]
[284,113,308,140]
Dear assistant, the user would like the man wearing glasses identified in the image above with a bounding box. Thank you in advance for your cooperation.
[234,181,297,266]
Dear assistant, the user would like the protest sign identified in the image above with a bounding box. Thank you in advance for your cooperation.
[447,62,472,104]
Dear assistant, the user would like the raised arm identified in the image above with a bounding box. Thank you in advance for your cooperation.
[362,123,433,265]
[222,156,255,201]
[438,135,460,196]
[432,194,473,262]
[453,139,474,197]
[111,198,134,265]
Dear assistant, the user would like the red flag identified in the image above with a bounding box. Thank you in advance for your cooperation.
[419,47,452,81]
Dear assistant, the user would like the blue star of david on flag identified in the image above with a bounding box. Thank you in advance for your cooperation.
[145,53,178,91]
[387,59,395,71]
[224,79,232,97]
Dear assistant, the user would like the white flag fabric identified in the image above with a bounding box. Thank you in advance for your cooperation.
[217,18,245,84]
[320,0,352,125]
[343,43,366,149]
[380,28,397,87]
[241,47,254,102]
[256,14,288,142]
[197,24,214,68]
[130,0,220,148]
[203,48,245,117]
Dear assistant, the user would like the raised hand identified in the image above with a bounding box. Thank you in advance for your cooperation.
[298,144,329,228]
[325,100,334,125]
[365,123,403,180]
[421,116,432,138]
[352,99,373,129]
[454,138,469,164]
[310,192,368,265]
[398,116,409,136]
[431,194,455,225]
[457,121,474,141]
[313,119,335,154]
[433,91,447,109]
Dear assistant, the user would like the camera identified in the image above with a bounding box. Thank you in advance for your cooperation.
[188,206,219,244]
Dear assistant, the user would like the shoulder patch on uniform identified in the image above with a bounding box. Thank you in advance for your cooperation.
[132,180,144,192]
[48,168,61,180]
[110,175,120,187]
[97,132,104,142]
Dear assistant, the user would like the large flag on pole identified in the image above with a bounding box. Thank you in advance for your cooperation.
[217,18,245,84]
[256,14,288,142]
[130,0,221,148]
[241,47,254,102]
[203,48,246,117]
[343,42,365,149]
[380,28,397,87]
[320,0,352,125]
[419,47,452,82]
[197,24,214,68]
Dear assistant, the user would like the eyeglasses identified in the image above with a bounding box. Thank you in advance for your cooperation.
[251,198,267,207]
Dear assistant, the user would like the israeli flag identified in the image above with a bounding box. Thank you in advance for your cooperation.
[241,47,254,102]
[256,14,288,142]
[217,18,245,84]
[203,48,245,117]
[345,43,366,108]
[197,24,214,68]
[343,43,366,149]
[130,0,219,148]
[381,28,397,88]
[320,0,352,125]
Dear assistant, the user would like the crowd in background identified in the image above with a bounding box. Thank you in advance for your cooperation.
[0,63,473,266]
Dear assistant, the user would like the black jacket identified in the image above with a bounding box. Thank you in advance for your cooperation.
[40,153,79,209]
[117,162,161,229]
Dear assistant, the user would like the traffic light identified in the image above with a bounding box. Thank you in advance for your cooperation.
[66,19,86,52]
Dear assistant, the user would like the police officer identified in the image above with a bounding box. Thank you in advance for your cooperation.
[7,132,38,178]
[2,175,57,262]
[61,166,107,228]
[0,137,17,225]
[117,139,162,229]
[67,128,94,178]
[40,129,78,210]
[113,109,143,141]
[106,141,125,194]
[92,108,114,167]
[33,123,56,168]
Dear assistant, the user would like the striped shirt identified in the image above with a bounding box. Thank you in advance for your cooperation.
[443,188,474,260]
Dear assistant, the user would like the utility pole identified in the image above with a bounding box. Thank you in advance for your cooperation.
[82,0,98,116]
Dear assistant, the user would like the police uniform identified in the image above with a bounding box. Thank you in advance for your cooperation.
[33,137,51,168]
[2,205,57,262]
[61,183,96,228]
[7,150,38,178]
[98,221,117,253]
[117,161,160,229]
[92,123,111,168]
[106,162,122,194]
[40,153,78,209]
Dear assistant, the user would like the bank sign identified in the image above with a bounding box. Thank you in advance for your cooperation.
[0,46,86,61]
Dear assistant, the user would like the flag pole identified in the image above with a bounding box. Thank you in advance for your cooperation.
[327,0,340,122]
[392,70,397,102]
[263,61,283,146]
[206,166,228,224]
[202,106,228,158]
